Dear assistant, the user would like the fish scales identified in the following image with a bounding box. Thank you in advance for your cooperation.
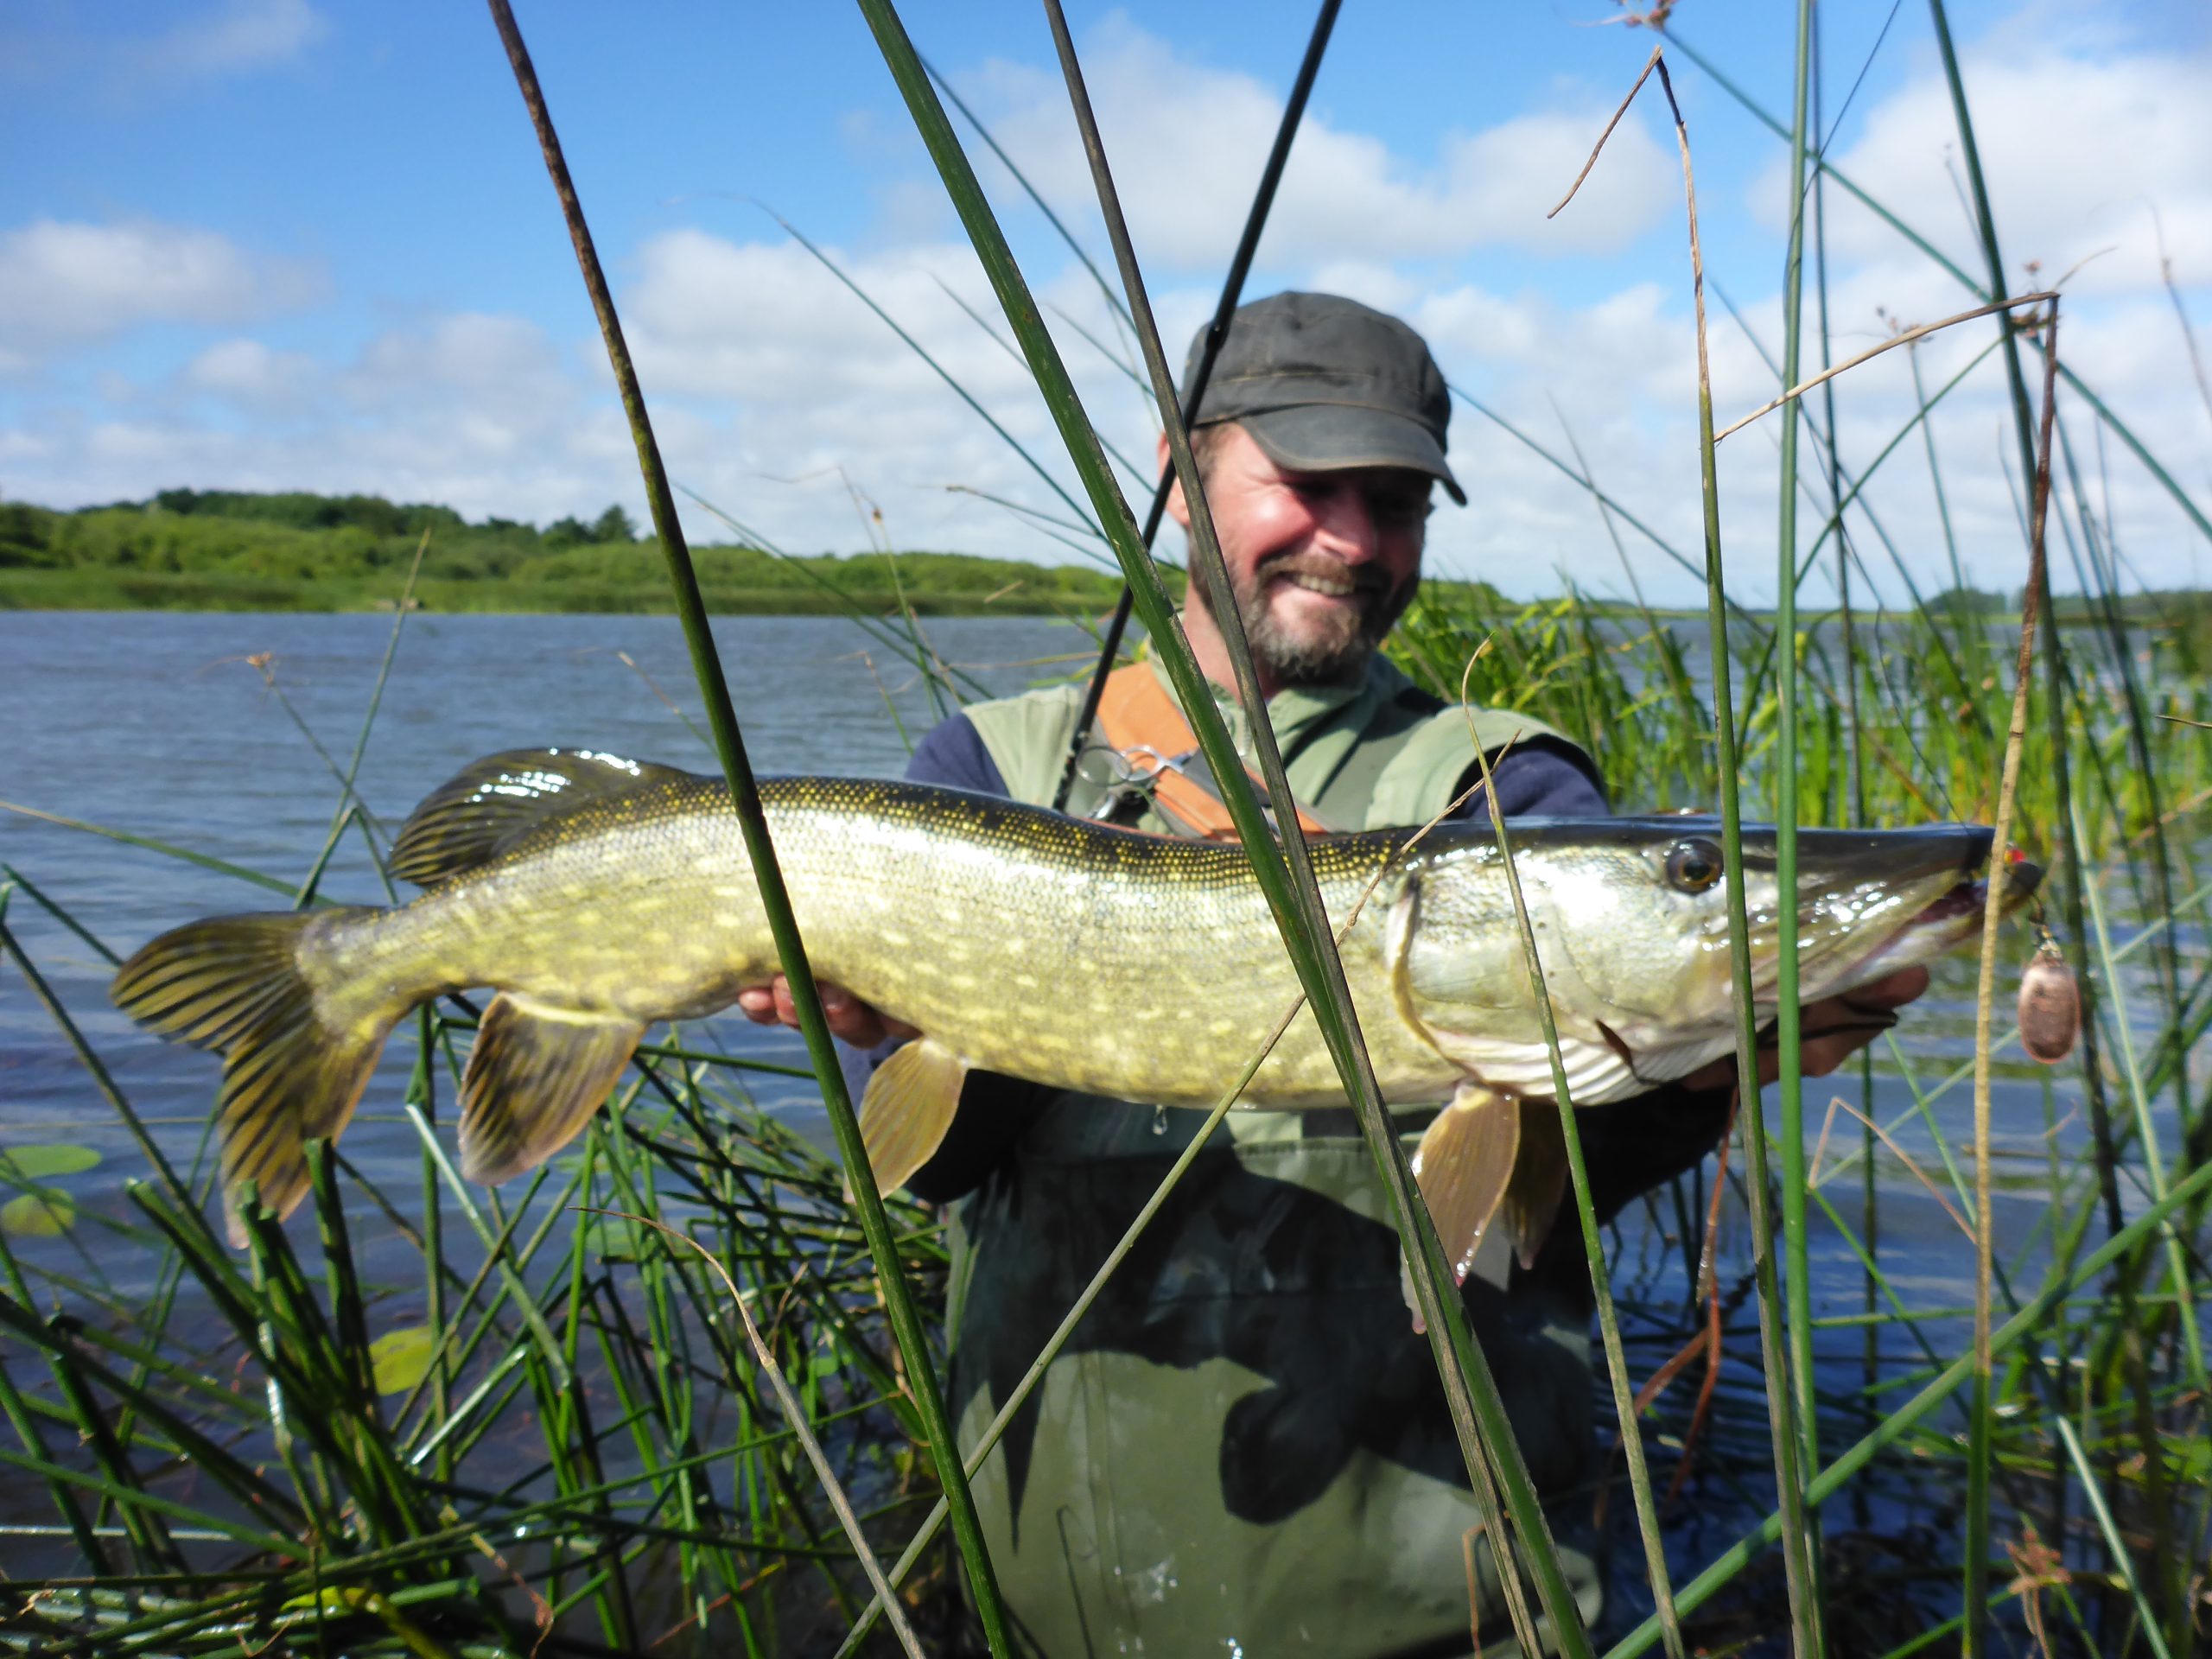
[324,773,1455,1110]
[110,747,2038,1268]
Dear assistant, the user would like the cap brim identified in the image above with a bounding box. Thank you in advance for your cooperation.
[1236,404,1466,506]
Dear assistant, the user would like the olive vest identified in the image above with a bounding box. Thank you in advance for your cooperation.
[945,653,1605,1657]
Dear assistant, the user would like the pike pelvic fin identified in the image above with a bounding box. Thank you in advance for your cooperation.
[391,747,690,887]
[1503,1097,1570,1270]
[457,993,645,1185]
[110,909,395,1246]
[1402,1079,1519,1330]
[857,1038,968,1196]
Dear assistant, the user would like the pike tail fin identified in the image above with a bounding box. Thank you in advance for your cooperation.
[111,910,394,1245]
[458,993,644,1185]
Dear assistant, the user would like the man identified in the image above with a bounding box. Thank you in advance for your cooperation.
[741,293,1923,1655]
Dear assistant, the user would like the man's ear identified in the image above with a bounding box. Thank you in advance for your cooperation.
[1159,431,1192,531]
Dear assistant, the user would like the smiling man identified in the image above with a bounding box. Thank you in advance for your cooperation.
[741,292,1923,1656]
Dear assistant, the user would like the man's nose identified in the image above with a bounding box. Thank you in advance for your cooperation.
[1308,482,1381,560]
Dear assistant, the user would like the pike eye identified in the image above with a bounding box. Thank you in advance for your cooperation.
[1665,838,1724,893]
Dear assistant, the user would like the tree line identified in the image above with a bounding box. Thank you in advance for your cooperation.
[0,491,1141,614]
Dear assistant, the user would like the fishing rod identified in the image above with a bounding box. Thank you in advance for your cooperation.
[1048,0,1342,813]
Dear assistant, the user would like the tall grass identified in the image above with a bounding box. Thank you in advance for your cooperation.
[2,6,2207,1657]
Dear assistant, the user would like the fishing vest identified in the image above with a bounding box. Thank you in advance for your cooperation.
[939,651,1606,1657]
[966,651,1573,841]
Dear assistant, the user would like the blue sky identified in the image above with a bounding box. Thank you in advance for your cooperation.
[5,0,2210,603]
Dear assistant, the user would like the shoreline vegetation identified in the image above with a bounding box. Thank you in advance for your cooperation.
[6,489,2201,625]
[0,489,1147,617]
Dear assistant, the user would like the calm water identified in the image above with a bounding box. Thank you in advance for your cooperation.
[0,608,2161,1287]
[0,612,1095,1263]
[0,608,2187,1634]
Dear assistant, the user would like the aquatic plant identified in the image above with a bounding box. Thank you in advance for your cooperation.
[2,5,2207,1656]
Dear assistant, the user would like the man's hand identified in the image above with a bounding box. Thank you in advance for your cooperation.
[736,976,918,1049]
[1681,964,1930,1095]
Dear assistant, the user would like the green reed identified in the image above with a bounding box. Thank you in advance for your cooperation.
[3,7,2209,1657]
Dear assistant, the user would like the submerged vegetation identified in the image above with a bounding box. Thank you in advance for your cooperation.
[3,6,2209,1659]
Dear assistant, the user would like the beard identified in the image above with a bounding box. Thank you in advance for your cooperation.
[1196,552,1419,689]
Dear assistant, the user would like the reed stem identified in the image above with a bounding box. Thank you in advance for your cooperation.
[483,5,1007,1645]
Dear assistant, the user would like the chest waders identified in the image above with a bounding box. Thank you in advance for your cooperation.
[944,658,1606,1657]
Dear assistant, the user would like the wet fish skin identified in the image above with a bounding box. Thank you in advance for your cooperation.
[110,747,2037,1250]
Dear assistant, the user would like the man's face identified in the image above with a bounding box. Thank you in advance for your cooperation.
[1170,423,1431,690]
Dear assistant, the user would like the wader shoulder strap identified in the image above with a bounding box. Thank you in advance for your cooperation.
[1094,663,1331,839]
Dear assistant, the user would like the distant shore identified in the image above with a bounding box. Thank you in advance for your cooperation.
[0,488,1141,617]
[1,490,2189,625]
[0,566,1133,616]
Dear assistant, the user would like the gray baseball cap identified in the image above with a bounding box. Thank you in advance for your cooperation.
[1183,291,1464,506]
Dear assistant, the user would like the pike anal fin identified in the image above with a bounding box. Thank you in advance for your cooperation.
[459,994,645,1185]
[857,1038,968,1197]
[1402,1080,1520,1331]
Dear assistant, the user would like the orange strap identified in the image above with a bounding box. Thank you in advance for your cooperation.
[1093,663,1331,840]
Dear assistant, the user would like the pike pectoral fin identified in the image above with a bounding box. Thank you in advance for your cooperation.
[1402,1080,1519,1330]
[857,1038,968,1196]
[458,993,644,1185]
[1503,1097,1570,1270]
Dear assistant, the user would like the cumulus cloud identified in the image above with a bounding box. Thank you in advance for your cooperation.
[957,15,1675,273]
[1755,30,2212,303]
[120,0,327,90]
[1706,24,2212,599]
[182,338,319,410]
[0,219,321,369]
[7,9,2209,601]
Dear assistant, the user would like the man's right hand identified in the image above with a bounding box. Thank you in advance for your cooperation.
[736,976,918,1049]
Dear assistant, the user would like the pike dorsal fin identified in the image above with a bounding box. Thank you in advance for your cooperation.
[391,747,689,887]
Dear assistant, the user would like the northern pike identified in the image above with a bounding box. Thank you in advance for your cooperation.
[112,747,2038,1271]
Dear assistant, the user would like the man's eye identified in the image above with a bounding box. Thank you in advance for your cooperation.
[1369,495,1433,529]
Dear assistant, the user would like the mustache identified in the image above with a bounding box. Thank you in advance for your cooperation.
[1252,554,1394,598]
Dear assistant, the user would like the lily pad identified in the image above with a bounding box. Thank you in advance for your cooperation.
[2,1190,79,1237]
[366,1325,437,1396]
[0,1145,101,1181]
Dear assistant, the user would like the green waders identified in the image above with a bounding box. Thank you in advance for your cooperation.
[944,656,1607,1657]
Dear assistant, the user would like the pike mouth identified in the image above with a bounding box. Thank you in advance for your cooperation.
[1911,877,1991,927]
[1913,851,2042,930]
[1832,856,2043,988]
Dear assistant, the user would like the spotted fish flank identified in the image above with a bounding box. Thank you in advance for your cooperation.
[111,747,2037,1259]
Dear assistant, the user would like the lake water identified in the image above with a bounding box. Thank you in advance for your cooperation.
[1,611,1106,1220]
[0,608,2181,1636]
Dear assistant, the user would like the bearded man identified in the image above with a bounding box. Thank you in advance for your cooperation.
[741,292,1923,1656]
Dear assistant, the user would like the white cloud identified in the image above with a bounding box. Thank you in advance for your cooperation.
[183,337,318,410]
[8,10,2209,601]
[123,0,327,89]
[0,219,321,367]
[1756,32,2212,304]
[957,16,1675,274]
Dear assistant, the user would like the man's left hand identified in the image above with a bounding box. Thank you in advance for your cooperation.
[1681,964,1930,1095]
